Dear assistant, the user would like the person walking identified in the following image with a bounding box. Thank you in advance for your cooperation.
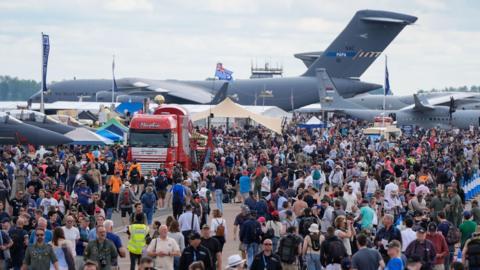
[22,228,59,270]
[250,238,282,270]
[50,228,75,270]
[426,222,449,270]
[351,234,384,270]
[146,225,180,269]
[178,204,200,247]
[405,228,436,270]
[178,232,212,270]
[140,186,156,225]
[302,224,324,270]
[83,225,118,270]
[127,213,149,270]
[213,172,225,213]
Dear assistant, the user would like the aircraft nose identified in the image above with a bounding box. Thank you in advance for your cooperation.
[18,124,73,145]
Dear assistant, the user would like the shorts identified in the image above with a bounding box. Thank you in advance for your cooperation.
[241,192,249,200]
[157,190,166,199]
[121,207,132,217]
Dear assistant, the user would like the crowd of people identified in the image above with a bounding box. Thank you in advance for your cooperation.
[0,114,480,270]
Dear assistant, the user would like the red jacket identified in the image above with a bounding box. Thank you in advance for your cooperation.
[426,232,449,265]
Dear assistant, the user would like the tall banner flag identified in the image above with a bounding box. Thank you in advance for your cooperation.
[41,33,50,92]
[384,55,390,96]
[215,63,233,81]
[112,55,118,104]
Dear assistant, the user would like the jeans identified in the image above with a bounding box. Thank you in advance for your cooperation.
[145,207,154,225]
[130,252,142,270]
[306,253,322,270]
[215,189,224,213]
[246,243,259,268]
[173,256,180,270]
[106,208,113,220]
[325,263,341,270]
[272,236,279,253]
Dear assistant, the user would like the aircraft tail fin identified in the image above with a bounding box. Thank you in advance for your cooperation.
[316,68,365,110]
[412,94,434,111]
[211,82,229,104]
[302,10,417,78]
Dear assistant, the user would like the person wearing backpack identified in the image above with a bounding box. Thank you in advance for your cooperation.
[140,186,157,225]
[128,160,142,194]
[240,211,262,268]
[171,180,186,220]
[438,210,460,268]
[320,226,347,270]
[117,181,136,225]
[277,226,302,270]
[302,223,325,270]
[210,209,227,249]
[462,228,480,270]
[266,211,282,252]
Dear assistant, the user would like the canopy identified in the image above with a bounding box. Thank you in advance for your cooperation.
[191,98,283,134]
[96,129,123,142]
[115,102,143,116]
[65,128,113,145]
[297,116,326,129]
[78,110,98,121]
[98,118,128,136]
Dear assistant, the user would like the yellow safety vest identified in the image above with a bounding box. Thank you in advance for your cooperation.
[127,224,148,255]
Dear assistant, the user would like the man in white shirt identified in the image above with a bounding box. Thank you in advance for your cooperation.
[365,176,379,199]
[343,185,357,213]
[147,225,180,269]
[62,215,80,257]
[260,175,270,198]
[348,175,361,195]
[329,165,344,189]
[40,190,58,215]
[401,218,416,252]
[178,204,200,245]
[384,178,398,200]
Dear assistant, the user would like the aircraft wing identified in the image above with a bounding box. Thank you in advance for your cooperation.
[126,78,214,104]
[422,92,479,106]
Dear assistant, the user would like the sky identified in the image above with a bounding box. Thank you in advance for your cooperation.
[0,0,479,95]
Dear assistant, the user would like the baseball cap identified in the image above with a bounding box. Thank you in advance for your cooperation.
[202,224,210,230]
[189,232,201,240]
[464,210,472,219]
[428,222,437,232]
[417,227,426,233]
[387,240,401,249]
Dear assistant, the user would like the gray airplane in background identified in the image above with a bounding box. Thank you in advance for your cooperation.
[316,69,480,129]
[0,112,72,145]
[29,10,417,111]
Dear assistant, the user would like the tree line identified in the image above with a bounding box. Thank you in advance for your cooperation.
[0,76,40,101]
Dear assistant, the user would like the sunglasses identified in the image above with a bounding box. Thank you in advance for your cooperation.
[264,243,272,246]
[37,234,44,237]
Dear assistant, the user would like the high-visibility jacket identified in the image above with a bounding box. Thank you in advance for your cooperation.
[127,224,148,255]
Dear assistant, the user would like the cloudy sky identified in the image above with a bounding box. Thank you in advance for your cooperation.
[0,0,479,95]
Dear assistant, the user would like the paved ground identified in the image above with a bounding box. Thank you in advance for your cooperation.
[113,202,242,269]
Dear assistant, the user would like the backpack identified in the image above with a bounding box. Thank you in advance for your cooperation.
[446,222,461,245]
[277,234,299,263]
[121,190,130,206]
[99,163,108,175]
[467,239,480,267]
[301,216,316,237]
[245,221,260,244]
[312,169,321,181]
[310,233,321,251]
[215,219,225,237]
[130,167,139,178]
[172,184,185,205]
[327,238,347,262]
[263,221,276,240]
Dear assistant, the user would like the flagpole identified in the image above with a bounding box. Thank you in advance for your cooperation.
[111,54,115,106]
[383,55,387,128]
[40,32,45,114]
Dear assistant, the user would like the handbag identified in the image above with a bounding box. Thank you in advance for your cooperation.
[61,243,75,270]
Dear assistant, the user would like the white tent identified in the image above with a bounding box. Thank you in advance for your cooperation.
[65,128,113,145]
[191,98,283,134]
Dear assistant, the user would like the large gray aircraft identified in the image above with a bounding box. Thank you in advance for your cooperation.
[0,112,72,145]
[29,10,417,111]
[316,69,480,129]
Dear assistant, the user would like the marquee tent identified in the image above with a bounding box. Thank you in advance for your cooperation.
[65,128,113,145]
[191,98,283,134]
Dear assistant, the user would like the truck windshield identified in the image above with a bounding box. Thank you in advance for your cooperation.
[129,130,171,147]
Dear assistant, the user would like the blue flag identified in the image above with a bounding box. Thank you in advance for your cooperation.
[384,56,390,96]
[215,63,233,81]
[41,33,50,92]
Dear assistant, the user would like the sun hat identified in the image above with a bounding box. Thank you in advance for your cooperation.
[225,255,246,269]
